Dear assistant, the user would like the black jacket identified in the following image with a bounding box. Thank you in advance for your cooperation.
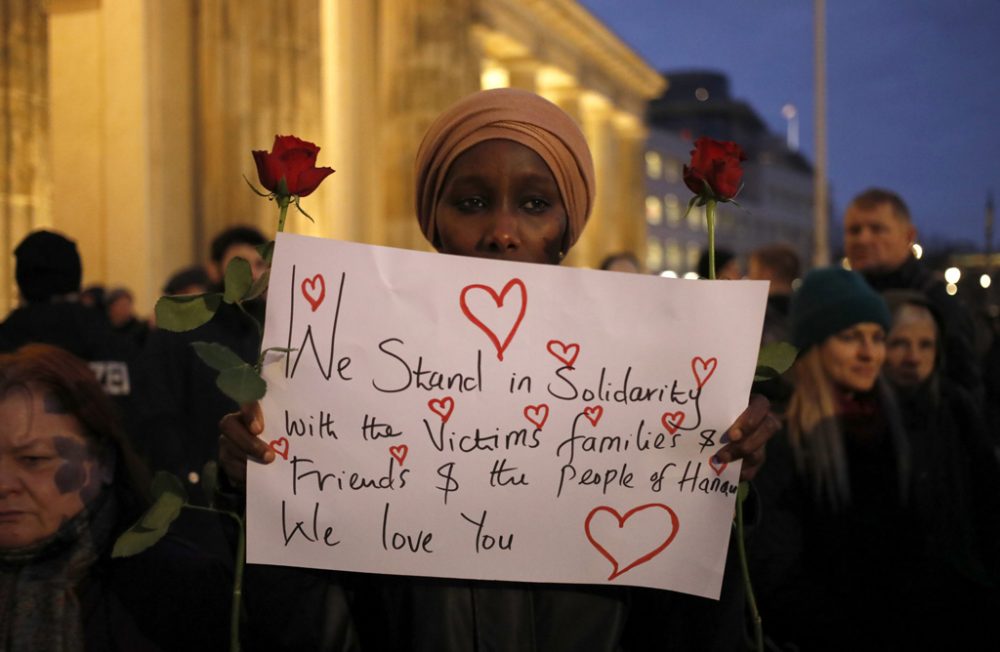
[80,534,231,651]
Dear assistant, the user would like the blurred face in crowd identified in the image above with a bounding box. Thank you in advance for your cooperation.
[435,140,568,265]
[884,305,937,387]
[217,243,267,284]
[606,257,640,274]
[819,323,886,393]
[717,258,742,280]
[0,387,104,548]
[844,201,916,273]
[107,294,134,328]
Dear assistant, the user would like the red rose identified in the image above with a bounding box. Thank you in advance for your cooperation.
[682,137,747,201]
[252,135,334,198]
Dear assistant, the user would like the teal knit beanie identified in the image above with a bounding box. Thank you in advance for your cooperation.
[790,267,891,351]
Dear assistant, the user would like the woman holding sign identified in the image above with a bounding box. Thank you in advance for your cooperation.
[220,88,778,651]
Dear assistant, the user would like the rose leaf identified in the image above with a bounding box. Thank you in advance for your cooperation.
[155,293,222,332]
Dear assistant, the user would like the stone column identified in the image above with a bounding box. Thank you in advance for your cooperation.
[614,113,647,262]
[576,90,614,269]
[503,57,539,91]
[0,0,49,312]
[320,0,379,244]
[377,0,480,251]
[47,0,200,313]
[194,0,324,252]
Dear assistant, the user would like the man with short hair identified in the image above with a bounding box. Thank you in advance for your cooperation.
[748,242,800,346]
[843,188,981,399]
[134,225,268,500]
[0,230,136,398]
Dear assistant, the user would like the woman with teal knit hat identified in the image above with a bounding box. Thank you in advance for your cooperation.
[748,266,942,651]
[751,267,1000,651]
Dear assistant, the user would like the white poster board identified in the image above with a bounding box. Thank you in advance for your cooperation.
[246,233,767,599]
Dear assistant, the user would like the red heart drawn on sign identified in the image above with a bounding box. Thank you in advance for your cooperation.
[389,445,408,466]
[546,340,580,368]
[660,411,685,434]
[583,405,604,427]
[428,397,455,423]
[585,503,680,580]
[523,404,549,430]
[459,279,527,361]
[692,356,718,389]
[709,456,728,476]
[301,274,326,312]
[268,437,289,461]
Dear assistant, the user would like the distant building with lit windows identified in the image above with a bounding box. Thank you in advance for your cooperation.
[642,70,817,276]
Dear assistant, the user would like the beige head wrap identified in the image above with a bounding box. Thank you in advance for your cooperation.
[415,88,595,251]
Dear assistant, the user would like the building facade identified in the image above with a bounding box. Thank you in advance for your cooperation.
[0,0,663,313]
[642,70,817,276]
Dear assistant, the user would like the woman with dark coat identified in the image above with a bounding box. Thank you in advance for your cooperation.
[220,88,780,651]
[0,344,230,651]
[750,270,999,651]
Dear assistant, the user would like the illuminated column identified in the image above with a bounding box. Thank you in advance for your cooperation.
[47,0,200,313]
[195,0,324,248]
[376,0,479,251]
[614,113,648,262]
[503,58,540,91]
[0,0,49,311]
[320,0,380,244]
[577,90,614,269]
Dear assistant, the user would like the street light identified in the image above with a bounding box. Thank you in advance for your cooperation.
[944,267,961,284]
[781,104,799,151]
[981,273,992,289]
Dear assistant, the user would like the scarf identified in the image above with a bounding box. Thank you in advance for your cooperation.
[414,87,595,251]
[0,492,116,652]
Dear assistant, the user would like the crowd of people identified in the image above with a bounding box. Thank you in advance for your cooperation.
[0,87,997,651]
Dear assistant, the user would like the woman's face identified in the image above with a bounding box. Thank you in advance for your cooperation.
[0,388,102,548]
[819,322,886,393]
[884,310,937,387]
[435,140,568,265]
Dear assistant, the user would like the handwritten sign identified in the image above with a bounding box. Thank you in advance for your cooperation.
[246,233,767,599]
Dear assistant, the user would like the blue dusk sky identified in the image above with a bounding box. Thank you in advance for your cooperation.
[579,0,1000,249]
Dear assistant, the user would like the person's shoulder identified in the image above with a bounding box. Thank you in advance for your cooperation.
[109,531,229,578]
[101,533,232,649]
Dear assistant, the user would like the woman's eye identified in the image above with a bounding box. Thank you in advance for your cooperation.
[455,197,487,212]
[20,455,51,466]
[522,198,550,213]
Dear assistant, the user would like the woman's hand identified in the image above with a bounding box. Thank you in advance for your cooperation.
[715,393,780,482]
[218,402,273,489]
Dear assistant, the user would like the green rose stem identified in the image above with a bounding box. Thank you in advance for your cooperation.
[185,505,245,652]
[706,199,717,280]
[704,202,763,651]
[737,486,763,651]
[266,194,292,269]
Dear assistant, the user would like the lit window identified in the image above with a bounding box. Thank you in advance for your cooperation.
[645,240,663,270]
[645,151,662,179]
[666,241,683,270]
[687,204,702,230]
[480,63,509,90]
[645,196,663,225]
[664,159,682,183]
[664,194,681,225]
[686,242,701,271]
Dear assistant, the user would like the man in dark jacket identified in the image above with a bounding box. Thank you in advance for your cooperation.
[843,188,982,401]
[0,230,137,402]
